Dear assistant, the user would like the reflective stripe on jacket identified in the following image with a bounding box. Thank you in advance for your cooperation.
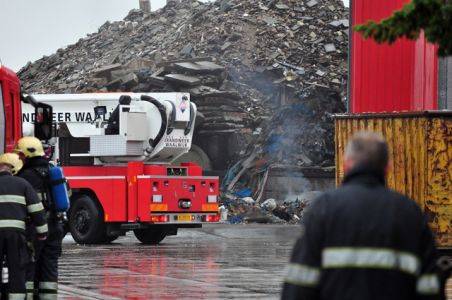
[0,172,48,236]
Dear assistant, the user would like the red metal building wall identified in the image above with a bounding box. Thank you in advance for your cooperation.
[350,0,438,113]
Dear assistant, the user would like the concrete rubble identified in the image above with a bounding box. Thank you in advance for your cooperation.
[18,0,348,224]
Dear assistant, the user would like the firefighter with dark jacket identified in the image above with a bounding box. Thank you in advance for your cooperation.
[0,153,48,300]
[14,137,64,300]
[282,132,444,300]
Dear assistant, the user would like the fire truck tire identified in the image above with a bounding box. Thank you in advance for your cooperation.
[69,195,106,244]
[133,228,167,244]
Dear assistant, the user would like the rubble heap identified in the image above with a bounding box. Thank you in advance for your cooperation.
[18,0,349,223]
[20,0,348,95]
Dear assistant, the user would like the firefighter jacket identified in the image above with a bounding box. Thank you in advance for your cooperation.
[282,166,443,300]
[17,156,55,217]
[0,171,48,237]
[18,158,63,300]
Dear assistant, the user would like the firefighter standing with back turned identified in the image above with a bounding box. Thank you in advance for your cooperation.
[15,137,64,300]
[0,153,48,300]
[281,132,444,300]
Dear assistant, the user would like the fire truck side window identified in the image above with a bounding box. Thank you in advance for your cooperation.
[0,83,5,152]
[10,92,15,140]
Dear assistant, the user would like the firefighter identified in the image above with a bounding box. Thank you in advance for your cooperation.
[281,132,444,300]
[14,137,64,300]
[0,153,48,300]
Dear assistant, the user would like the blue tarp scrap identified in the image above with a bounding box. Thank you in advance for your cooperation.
[264,135,284,153]
[234,188,252,198]
[291,103,305,113]
[221,160,241,191]
[230,216,243,224]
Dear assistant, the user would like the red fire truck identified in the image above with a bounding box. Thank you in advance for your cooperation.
[1,64,220,245]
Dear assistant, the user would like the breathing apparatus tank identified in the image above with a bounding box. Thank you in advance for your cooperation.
[48,166,70,212]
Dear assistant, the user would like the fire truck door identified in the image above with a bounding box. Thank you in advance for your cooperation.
[0,84,4,152]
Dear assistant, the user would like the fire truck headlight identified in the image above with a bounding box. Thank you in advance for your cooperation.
[152,195,163,203]
[207,195,217,203]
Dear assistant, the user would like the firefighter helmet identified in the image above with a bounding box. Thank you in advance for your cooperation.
[0,153,23,175]
[14,136,45,158]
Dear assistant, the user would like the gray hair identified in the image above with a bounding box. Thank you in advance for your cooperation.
[344,131,389,172]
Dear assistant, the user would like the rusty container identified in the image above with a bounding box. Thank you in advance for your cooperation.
[335,111,452,248]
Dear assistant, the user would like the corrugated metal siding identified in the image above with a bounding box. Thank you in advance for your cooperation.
[426,118,452,247]
[448,58,452,109]
[351,0,438,113]
[335,113,452,248]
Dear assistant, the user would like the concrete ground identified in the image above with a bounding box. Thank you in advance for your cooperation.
[58,224,452,300]
[59,224,300,299]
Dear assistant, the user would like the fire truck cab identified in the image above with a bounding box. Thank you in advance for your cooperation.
[0,64,23,152]
[0,64,52,152]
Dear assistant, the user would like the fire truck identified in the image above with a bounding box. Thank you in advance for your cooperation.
[1,64,220,244]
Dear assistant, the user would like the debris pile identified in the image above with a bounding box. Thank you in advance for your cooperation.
[221,190,324,224]
[220,88,343,223]
[20,0,348,95]
[18,0,349,223]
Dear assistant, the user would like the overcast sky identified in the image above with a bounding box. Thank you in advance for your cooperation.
[0,0,349,72]
[0,0,166,71]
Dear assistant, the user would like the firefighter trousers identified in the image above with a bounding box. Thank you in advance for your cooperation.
[0,231,27,300]
[26,220,63,300]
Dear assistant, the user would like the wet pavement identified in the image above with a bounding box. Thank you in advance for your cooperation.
[59,224,300,300]
[58,224,452,300]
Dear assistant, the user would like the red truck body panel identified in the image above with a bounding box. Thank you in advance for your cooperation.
[350,0,438,113]
[63,162,219,224]
[0,65,22,152]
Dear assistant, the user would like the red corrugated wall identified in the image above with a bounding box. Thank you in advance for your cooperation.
[350,0,438,113]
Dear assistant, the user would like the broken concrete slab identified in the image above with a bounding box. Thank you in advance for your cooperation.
[262,16,278,25]
[164,74,201,86]
[172,61,225,74]
[329,20,342,27]
[275,3,290,10]
[93,63,123,78]
[189,85,241,100]
[120,73,139,89]
[124,58,154,71]
[179,43,194,56]
[306,0,319,8]
[340,19,349,27]
[324,43,337,53]
[195,61,226,72]
[221,42,232,51]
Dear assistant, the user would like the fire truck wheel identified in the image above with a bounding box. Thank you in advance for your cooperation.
[69,195,106,244]
[133,228,167,245]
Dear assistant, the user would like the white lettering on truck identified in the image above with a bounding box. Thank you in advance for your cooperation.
[22,112,112,123]
[164,136,191,148]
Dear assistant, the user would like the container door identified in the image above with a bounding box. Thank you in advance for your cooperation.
[438,57,452,110]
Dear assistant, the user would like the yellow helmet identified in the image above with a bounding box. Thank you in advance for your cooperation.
[0,153,24,175]
[14,136,45,158]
